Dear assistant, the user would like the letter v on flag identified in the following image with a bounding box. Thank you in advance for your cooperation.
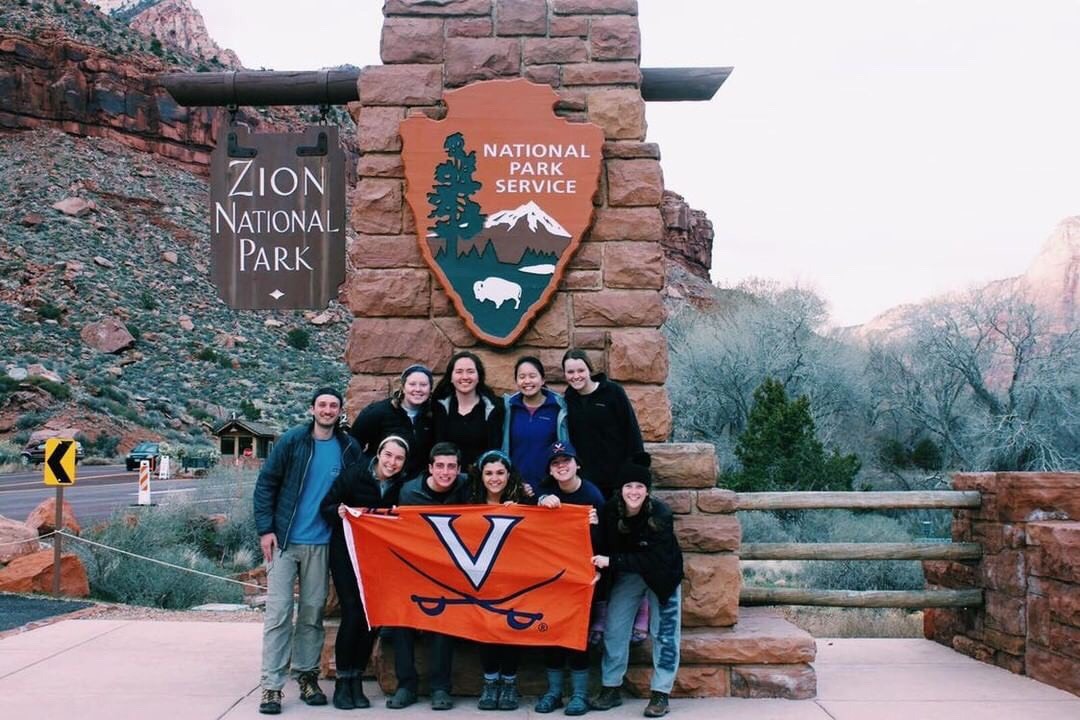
[343,504,595,650]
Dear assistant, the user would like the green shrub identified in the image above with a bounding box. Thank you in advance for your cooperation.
[76,497,250,609]
[30,377,70,400]
[16,411,48,429]
[737,511,793,543]
[196,347,219,363]
[76,432,120,458]
[37,303,63,320]
[286,328,310,350]
[239,398,261,421]
[139,289,158,310]
[0,441,23,466]
[800,559,924,591]
[188,407,212,422]
[911,438,944,471]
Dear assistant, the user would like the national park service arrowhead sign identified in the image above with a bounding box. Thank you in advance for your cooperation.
[401,79,604,347]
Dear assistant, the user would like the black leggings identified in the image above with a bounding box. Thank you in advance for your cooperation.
[481,643,520,676]
[544,646,589,672]
[329,539,376,675]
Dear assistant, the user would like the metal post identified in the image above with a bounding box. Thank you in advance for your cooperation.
[52,486,63,597]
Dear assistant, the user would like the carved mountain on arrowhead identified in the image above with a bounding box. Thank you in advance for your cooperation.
[429,201,573,265]
[486,201,571,238]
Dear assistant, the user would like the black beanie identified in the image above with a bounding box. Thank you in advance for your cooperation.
[311,386,344,407]
[618,452,653,490]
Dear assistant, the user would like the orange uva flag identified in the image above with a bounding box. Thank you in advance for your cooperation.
[344,504,595,650]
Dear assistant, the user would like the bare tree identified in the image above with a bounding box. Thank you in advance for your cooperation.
[868,285,1080,471]
[666,281,869,469]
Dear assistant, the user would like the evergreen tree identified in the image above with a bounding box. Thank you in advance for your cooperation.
[729,377,861,492]
[427,132,485,258]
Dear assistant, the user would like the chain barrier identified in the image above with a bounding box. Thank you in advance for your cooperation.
[54,530,267,592]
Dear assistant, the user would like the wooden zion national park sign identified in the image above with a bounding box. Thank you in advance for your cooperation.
[401,79,605,346]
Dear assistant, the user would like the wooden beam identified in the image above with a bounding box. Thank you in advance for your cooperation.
[641,66,732,101]
[740,542,983,561]
[158,66,732,107]
[160,69,360,108]
[736,491,982,511]
[740,588,984,608]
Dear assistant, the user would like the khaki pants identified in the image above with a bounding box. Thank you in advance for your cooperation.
[260,543,329,690]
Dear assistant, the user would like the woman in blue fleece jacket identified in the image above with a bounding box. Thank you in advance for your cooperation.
[501,356,569,494]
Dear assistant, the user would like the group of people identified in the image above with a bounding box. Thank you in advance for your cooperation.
[253,349,684,718]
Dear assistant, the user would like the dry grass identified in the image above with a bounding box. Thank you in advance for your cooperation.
[777,606,924,638]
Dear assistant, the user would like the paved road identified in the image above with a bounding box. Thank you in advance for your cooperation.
[0,464,209,524]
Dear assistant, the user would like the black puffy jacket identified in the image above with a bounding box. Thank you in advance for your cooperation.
[349,397,433,480]
[597,497,684,603]
[253,421,362,549]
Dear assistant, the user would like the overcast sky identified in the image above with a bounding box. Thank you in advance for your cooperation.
[192,0,1080,326]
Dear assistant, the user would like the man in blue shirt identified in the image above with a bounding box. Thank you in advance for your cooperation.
[253,386,362,715]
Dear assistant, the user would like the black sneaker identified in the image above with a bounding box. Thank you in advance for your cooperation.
[643,691,669,717]
[297,671,328,706]
[589,686,622,711]
[259,688,282,715]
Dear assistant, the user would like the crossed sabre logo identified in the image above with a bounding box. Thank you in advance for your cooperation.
[391,512,565,631]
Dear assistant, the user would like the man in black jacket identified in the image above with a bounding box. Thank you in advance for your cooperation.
[386,442,468,711]
[253,387,362,715]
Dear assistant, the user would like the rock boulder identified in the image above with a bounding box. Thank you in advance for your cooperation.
[25,497,81,537]
[0,550,90,597]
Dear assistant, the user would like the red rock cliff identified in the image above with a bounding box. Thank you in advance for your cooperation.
[0,30,220,171]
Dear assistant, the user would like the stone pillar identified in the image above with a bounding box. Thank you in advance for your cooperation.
[343,0,670,441]
[924,472,1080,694]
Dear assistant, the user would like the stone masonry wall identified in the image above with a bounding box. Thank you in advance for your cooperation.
[342,0,671,441]
[924,472,1080,696]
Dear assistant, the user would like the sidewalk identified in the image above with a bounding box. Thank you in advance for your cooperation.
[0,620,1077,719]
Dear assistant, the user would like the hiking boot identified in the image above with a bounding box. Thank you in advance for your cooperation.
[350,677,371,709]
[565,670,590,716]
[643,692,669,717]
[259,688,283,715]
[478,678,500,710]
[431,689,454,711]
[298,671,328,706]
[333,677,355,710]
[497,677,520,711]
[590,686,623,711]
[386,687,417,709]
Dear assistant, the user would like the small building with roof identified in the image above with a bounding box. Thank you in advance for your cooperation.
[211,417,279,463]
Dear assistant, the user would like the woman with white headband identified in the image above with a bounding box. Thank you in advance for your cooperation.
[319,435,410,710]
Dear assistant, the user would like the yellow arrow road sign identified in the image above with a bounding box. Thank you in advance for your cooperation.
[44,438,76,486]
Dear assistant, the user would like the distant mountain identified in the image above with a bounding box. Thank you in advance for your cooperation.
[460,201,571,264]
[848,216,1080,342]
[90,0,243,69]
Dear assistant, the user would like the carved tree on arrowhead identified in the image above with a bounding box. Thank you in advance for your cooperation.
[427,132,486,258]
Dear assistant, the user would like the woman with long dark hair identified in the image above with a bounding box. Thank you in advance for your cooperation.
[349,364,433,479]
[589,454,684,718]
[432,351,504,471]
[562,347,649,645]
[501,356,568,494]
[468,450,529,711]
[319,435,410,710]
